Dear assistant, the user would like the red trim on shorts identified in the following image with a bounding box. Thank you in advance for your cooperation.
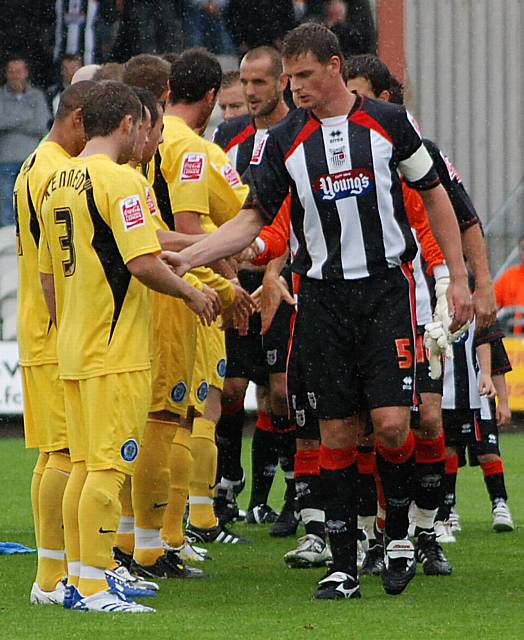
[319,444,357,471]
[349,105,394,145]
[356,450,376,475]
[256,410,273,432]
[377,430,415,464]
[414,433,445,463]
[285,274,301,396]
[224,123,256,153]
[444,453,459,475]
[481,459,504,477]
[474,412,482,442]
[294,449,320,477]
[284,117,321,162]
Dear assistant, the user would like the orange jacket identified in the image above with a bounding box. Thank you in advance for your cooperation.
[495,265,524,308]
[253,194,291,265]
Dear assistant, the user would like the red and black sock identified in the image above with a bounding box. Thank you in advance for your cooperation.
[216,399,245,484]
[320,444,358,576]
[357,446,377,519]
[248,411,278,508]
[414,433,445,511]
[481,459,508,506]
[436,453,458,521]
[295,449,324,539]
[376,431,416,540]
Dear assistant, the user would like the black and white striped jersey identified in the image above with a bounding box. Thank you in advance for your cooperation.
[53,0,97,64]
[442,319,480,410]
[245,95,439,280]
[212,115,257,175]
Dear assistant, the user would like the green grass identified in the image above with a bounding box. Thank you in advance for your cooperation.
[0,433,523,639]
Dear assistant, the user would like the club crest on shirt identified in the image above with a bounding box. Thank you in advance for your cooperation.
[331,146,346,167]
[314,168,374,202]
[250,133,268,165]
[180,152,205,182]
[120,194,145,230]
[121,439,139,462]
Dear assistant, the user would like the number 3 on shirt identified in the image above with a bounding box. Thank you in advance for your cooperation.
[54,207,76,277]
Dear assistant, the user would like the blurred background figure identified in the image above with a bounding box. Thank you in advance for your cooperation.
[0,56,50,226]
[322,0,376,56]
[47,54,83,114]
[495,236,524,335]
[217,70,247,121]
[186,1,235,54]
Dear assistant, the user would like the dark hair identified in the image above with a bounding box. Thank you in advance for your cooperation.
[6,54,28,69]
[83,81,142,139]
[388,75,404,105]
[344,54,392,96]
[220,69,240,89]
[123,54,170,99]
[162,52,180,66]
[61,53,82,65]
[93,62,124,82]
[242,46,283,79]
[55,80,97,121]
[131,86,161,128]
[169,48,222,104]
[282,22,343,65]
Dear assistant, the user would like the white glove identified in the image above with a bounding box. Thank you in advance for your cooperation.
[424,320,449,379]
[434,275,451,331]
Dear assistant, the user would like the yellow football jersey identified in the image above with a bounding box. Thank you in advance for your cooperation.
[38,154,161,380]
[14,141,70,366]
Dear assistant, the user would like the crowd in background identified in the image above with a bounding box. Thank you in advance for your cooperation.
[0,0,375,227]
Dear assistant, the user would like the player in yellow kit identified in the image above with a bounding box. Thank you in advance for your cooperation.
[38,81,216,613]
[14,81,94,605]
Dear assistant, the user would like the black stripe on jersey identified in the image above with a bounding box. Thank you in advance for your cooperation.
[153,149,175,231]
[26,181,40,248]
[303,128,343,279]
[236,139,256,177]
[452,337,473,408]
[348,121,388,274]
[85,170,131,344]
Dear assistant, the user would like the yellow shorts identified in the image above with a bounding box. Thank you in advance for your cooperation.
[190,320,226,412]
[63,369,151,474]
[21,364,68,452]
[150,293,197,417]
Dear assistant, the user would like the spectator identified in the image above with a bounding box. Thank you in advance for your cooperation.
[322,0,376,56]
[226,0,296,53]
[94,0,123,62]
[494,236,524,334]
[54,0,98,64]
[186,1,234,54]
[217,70,248,121]
[47,54,83,114]
[0,56,50,226]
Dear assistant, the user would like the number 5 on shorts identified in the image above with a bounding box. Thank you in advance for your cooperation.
[395,338,413,369]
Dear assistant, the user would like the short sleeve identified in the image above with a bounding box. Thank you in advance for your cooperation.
[108,172,162,264]
[162,137,210,216]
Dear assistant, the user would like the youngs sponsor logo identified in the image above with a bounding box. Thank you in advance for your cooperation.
[314,168,374,202]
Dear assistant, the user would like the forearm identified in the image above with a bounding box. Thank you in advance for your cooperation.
[191,266,236,308]
[461,224,493,289]
[180,208,264,269]
[476,342,492,375]
[264,250,289,281]
[157,229,209,251]
[492,374,509,405]
[420,185,468,281]
[39,273,57,326]
[130,255,196,300]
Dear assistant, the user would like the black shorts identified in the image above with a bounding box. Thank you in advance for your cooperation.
[415,326,443,395]
[287,318,320,441]
[442,409,480,448]
[292,267,416,420]
[467,401,501,464]
[224,269,267,385]
[262,298,293,375]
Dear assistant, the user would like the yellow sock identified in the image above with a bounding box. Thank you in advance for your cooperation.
[62,461,87,587]
[36,452,71,591]
[189,418,218,529]
[161,426,193,549]
[77,469,126,596]
[31,452,48,549]
[115,475,135,556]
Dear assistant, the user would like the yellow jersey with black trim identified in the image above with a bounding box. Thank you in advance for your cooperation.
[38,154,161,380]
[203,138,249,230]
[14,141,70,366]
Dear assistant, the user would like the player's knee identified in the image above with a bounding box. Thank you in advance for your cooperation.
[269,374,287,405]
[222,379,248,406]
[477,453,500,465]
[374,422,408,449]
[417,406,442,439]
[296,438,320,451]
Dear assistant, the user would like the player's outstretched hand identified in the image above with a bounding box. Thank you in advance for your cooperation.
[235,240,261,264]
[161,250,191,277]
[184,285,219,326]
[232,280,256,325]
[261,274,295,336]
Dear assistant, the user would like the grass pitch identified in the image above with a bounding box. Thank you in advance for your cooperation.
[0,432,523,640]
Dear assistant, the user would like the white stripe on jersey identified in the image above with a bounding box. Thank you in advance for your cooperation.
[371,130,407,270]
[322,125,368,279]
[480,394,494,421]
[411,230,433,326]
[442,319,481,410]
[226,143,239,169]
[286,144,328,280]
